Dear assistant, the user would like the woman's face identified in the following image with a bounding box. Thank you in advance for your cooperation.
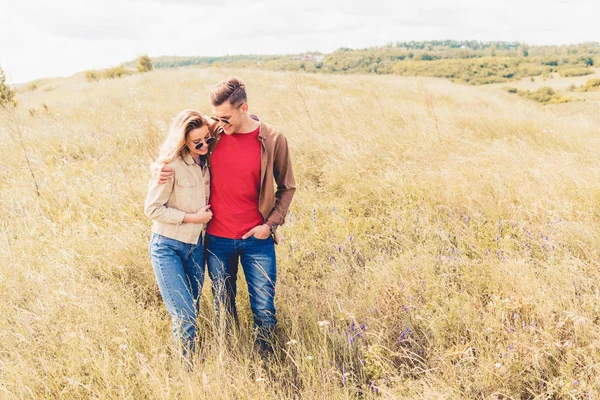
[186,125,211,156]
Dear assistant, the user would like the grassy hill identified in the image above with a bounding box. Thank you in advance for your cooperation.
[120,41,600,86]
[2,67,600,398]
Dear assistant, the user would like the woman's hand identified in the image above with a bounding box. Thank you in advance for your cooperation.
[183,205,212,224]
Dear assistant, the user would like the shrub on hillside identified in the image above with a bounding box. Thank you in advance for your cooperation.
[0,66,17,107]
[85,65,134,82]
[541,59,559,66]
[559,67,594,77]
[102,65,133,79]
[85,70,101,82]
[517,86,572,104]
[137,55,153,72]
[580,56,594,66]
[579,78,600,92]
[516,65,548,77]
[469,75,508,85]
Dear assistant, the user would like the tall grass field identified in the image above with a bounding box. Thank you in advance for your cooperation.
[1,67,600,398]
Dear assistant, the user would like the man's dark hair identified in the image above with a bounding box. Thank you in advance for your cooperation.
[209,77,247,107]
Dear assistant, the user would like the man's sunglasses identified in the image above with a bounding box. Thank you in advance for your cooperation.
[211,102,245,125]
[194,136,215,149]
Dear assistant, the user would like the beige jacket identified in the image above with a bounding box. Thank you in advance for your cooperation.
[144,154,210,245]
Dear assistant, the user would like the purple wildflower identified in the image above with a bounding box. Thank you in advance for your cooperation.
[370,381,379,393]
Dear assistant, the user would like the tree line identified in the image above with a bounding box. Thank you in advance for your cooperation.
[122,41,600,86]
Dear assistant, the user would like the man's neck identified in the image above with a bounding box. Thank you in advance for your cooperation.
[237,115,260,134]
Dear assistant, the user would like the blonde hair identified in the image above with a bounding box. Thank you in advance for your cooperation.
[158,109,214,164]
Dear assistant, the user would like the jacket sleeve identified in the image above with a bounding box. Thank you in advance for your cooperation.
[267,133,296,226]
[144,169,186,225]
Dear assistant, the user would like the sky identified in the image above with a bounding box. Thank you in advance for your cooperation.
[1,0,598,83]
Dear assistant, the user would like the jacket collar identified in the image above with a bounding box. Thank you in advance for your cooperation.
[183,153,195,165]
[250,115,265,141]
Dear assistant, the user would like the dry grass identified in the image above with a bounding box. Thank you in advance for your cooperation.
[1,67,600,399]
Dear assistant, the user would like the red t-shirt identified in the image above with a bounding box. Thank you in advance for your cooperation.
[207,126,264,239]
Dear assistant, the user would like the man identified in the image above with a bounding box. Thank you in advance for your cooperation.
[157,77,295,354]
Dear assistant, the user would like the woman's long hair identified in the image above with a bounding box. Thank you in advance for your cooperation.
[158,109,216,164]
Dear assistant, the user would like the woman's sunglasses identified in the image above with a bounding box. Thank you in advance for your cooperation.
[194,136,215,149]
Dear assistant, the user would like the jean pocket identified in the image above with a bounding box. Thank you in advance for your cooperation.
[153,234,185,250]
[250,234,272,242]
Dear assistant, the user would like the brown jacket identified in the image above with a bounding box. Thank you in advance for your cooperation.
[208,115,295,234]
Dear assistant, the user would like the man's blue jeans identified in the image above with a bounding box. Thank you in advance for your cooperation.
[205,233,277,348]
[149,233,205,358]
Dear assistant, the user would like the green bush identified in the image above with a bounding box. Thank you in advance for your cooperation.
[542,59,559,66]
[559,67,594,77]
[137,55,153,73]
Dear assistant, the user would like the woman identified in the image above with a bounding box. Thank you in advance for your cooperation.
[144,109,216,362]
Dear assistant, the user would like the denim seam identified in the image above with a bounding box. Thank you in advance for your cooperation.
[154,246,175,313]
[186,244,195,261]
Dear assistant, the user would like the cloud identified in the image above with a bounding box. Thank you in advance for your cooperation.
[5,1,224,41]
[1,0,598,82]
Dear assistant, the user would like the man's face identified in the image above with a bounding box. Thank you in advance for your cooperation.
[212,102,245,135]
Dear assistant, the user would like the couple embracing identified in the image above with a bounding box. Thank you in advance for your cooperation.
[144,77,295,364]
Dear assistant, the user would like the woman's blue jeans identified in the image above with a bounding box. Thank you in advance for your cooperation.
[149,233,205,358]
